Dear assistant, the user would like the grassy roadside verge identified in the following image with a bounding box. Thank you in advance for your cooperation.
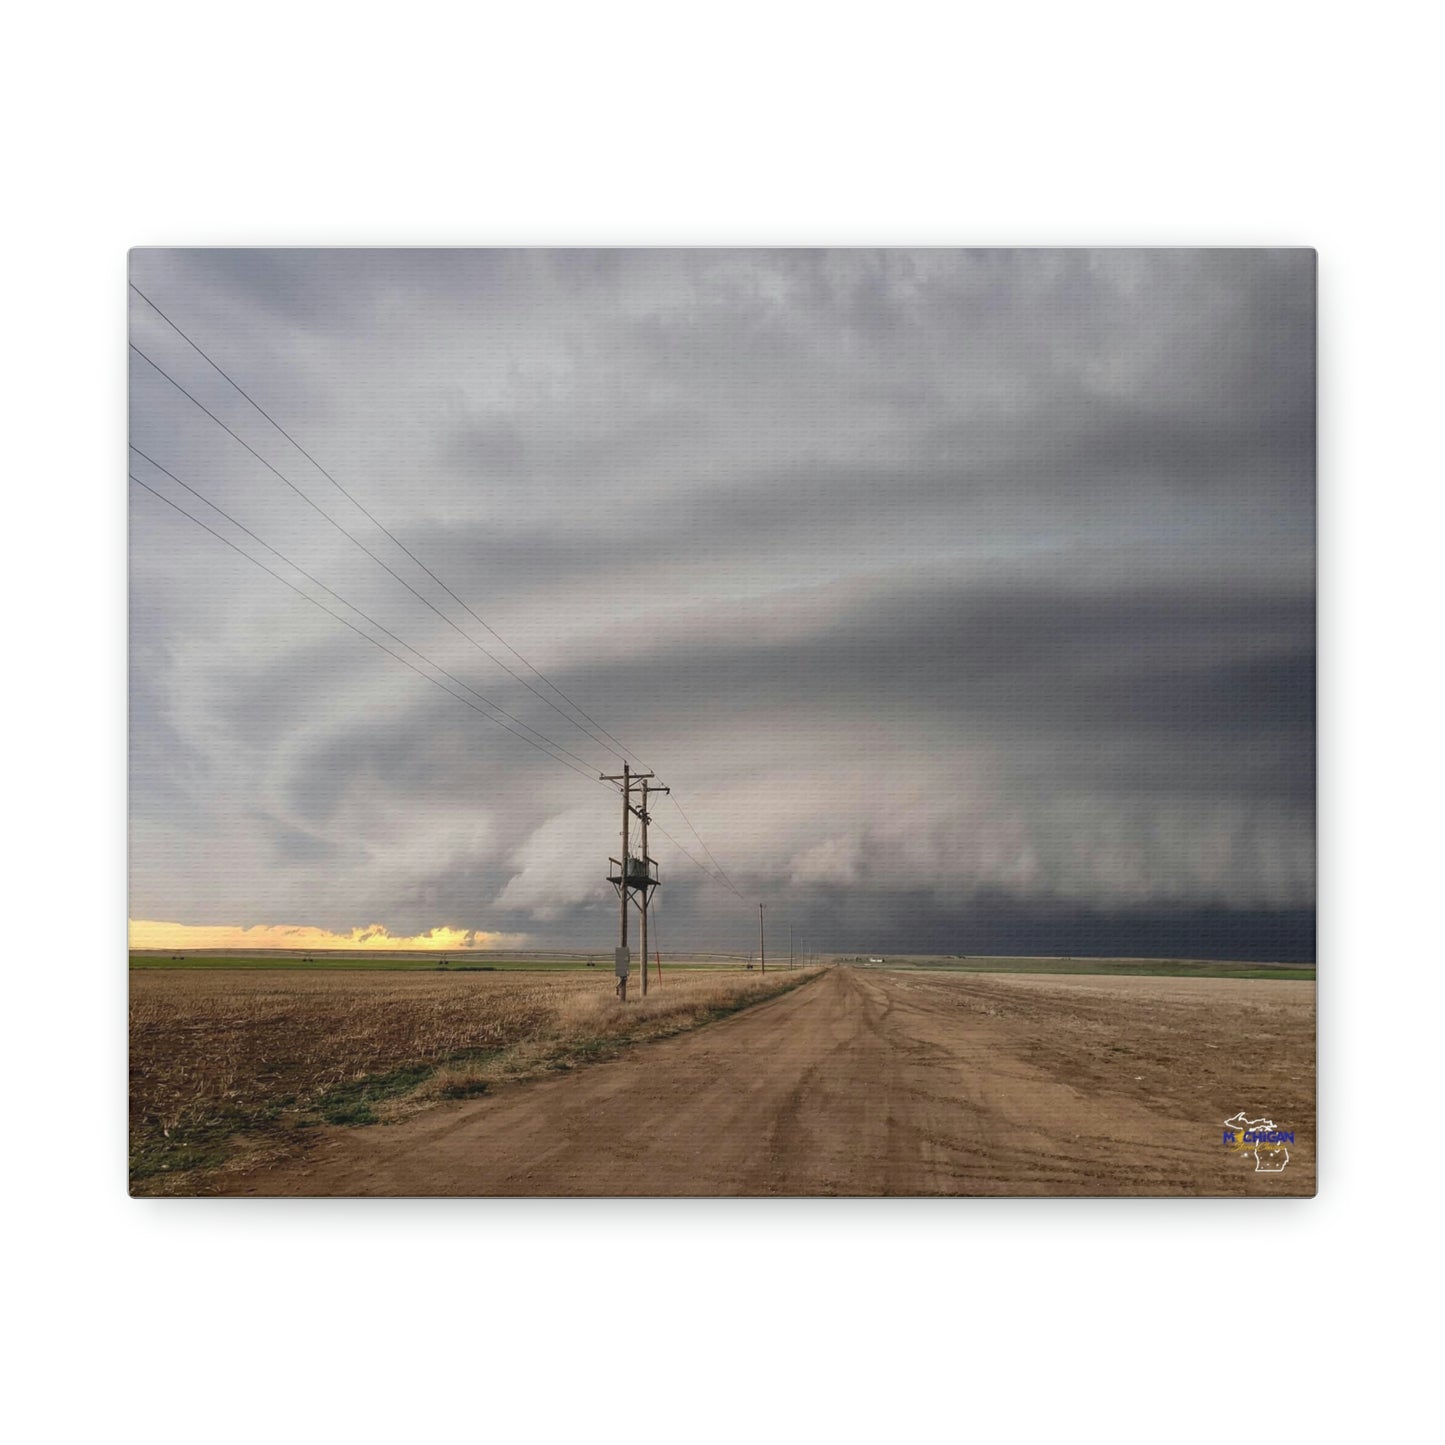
[131,968,822,1194]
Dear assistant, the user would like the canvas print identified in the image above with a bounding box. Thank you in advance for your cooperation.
[128,248,1316,1196]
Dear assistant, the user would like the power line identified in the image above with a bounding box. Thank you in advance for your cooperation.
[129,338,632,766]
[649,818,745,899]
[136,464,750,910]
[130,474,608,787]
[668,793,742,896]
[130,281,645,766]
[129,297,746,907]
[130,447,605,775]
[133,464,746,894]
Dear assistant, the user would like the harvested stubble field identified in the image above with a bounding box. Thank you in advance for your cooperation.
[129,966,818,1192]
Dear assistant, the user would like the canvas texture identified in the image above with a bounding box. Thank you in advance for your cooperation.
[128,249,1316,1197]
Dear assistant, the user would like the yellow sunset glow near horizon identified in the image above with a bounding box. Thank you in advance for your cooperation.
[128,920,530,952]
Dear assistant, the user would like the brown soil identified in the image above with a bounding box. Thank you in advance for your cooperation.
[217,967,1315,1197]
[130,967,813,1188]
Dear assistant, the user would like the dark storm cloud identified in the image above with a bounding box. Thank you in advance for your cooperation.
[486,572,1315,798]
[593,578,1315,727]
[758,887,1317,965]
[129,248,1315,956]
[405,432,1312,606]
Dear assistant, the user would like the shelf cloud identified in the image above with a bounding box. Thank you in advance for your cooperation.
[129,248,1315,959]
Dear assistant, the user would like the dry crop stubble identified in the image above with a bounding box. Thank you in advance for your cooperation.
[129,966,820,1190]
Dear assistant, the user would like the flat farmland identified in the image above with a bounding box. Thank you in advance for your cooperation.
[129,965,816,1192]
[214,967,1315,1197]
[128,950,756,971]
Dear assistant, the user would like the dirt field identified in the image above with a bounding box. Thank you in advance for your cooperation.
[129,966,815,1189]
[216,966,1316,1197]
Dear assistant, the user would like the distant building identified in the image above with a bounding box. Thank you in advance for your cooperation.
[868,956,885,965]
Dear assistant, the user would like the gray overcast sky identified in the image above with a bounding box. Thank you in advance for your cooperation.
[128,249,1315,959]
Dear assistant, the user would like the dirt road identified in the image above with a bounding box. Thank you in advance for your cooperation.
[221,967,1316,1196]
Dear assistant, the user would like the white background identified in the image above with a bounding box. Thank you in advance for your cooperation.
[3,2,1437,1440]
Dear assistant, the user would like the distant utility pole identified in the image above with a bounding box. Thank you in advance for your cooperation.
[790,923,795,971]
[601,762,665,1002]
[759,903,766,974]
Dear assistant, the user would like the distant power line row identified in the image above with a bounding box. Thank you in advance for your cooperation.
[128,283,745,902]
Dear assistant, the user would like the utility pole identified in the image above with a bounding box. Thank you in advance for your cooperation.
[790,923,795,971]
[601,763,662,1003]
[759,903,766,974]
